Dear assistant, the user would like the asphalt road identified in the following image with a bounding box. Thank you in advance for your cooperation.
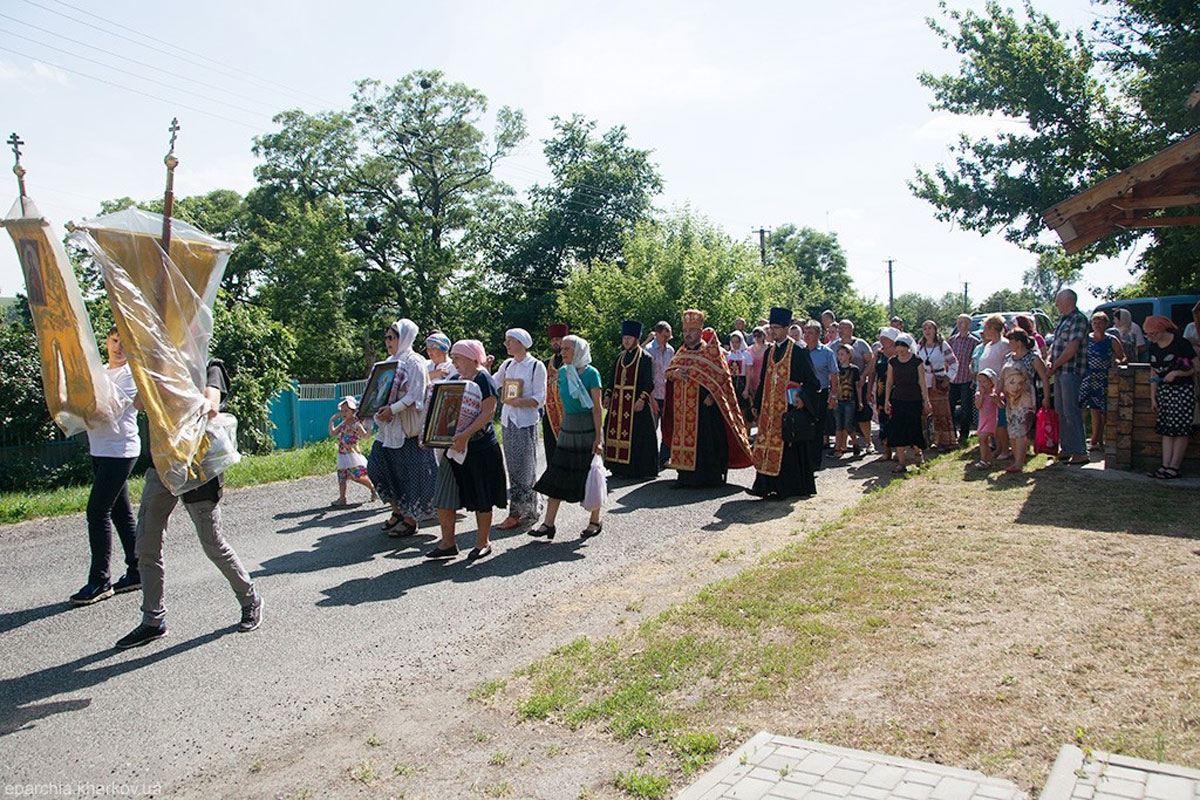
[0,457,851,794]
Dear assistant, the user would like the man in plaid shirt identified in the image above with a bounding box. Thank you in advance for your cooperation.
[947,314,980,446]
[1048,289,1090,463]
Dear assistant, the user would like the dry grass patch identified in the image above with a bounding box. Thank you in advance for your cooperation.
[502,452,1200,795]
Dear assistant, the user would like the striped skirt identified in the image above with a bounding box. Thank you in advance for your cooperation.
[533,412,595,503]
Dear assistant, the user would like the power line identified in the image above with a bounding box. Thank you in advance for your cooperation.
[0,43,261,129]
[19,0,338,109]
[0,11,283,110]
[0,24,272,120]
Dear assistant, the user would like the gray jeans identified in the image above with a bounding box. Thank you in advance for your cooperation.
[135,468,255,627]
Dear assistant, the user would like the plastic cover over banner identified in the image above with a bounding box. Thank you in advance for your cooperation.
[1,196,122,436]
[70,208,239,495]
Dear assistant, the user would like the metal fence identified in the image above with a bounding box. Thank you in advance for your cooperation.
[268,379,369,450]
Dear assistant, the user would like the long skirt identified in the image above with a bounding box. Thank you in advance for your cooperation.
[1079,369,1109,410]
[367,438,435,520]
[503,422,543,519]
[888,399,927,448]
[748,440,816,499]
[1156,381,1196,437]
[448,437,508,512]
[534,412,594,503]
[928,383,956,448]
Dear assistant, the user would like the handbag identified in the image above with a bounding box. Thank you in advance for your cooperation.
[582,454,607,511]
[933,374,950,392]
[781,406,816,443]
[1034,407,1060,455]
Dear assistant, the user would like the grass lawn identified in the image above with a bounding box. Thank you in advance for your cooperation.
[488,451,1200,797]
[0,437,352,525]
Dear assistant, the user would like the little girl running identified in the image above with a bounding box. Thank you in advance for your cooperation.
[329,396,376,506]
[973,369,999,469]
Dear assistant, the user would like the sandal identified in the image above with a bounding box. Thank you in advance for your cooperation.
[496,516,522,531]
[973,461,991,469]
[381,514,402,531]
[387,521,416,538]
[528,523,556,540]
[580,521,603,539]
[331,498,349,507]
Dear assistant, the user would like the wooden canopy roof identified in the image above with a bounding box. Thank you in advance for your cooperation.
[1042,131,1200,254]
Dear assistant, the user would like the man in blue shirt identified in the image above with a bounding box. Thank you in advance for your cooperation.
[644,321,675,469]
[802,320,839,467]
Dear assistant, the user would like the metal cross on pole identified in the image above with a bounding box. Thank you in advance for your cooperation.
[161,117,180,252]
[8,132,28,214]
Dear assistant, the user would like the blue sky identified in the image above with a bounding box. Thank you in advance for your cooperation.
[0,0,1138,309]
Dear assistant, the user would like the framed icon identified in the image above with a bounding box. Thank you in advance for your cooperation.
[423,381,467,448]
[787,386,804,408]
[17,238,46,307]
[502,377,524,403]
[727,358,744,376]
[358,360,399,419]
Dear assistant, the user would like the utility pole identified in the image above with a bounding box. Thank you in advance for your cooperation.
[886,259,895,318]
[962,281,969,312]
[752,227,769,267]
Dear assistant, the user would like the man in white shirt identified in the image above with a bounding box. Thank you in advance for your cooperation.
[495,328,548,529]
[644,321,675,469]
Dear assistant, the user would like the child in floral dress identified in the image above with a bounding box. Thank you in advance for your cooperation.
[329,396,376,506]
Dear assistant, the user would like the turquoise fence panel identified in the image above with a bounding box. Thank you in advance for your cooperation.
[269,379,369,450]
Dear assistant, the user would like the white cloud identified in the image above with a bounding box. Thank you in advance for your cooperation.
[0,59,21,82]
[31,61,69,86]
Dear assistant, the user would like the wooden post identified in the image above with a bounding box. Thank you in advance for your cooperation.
[161,118,180,252]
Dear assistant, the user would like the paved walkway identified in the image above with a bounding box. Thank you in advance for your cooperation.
[1042,745,1200,800]
[678,732,1026,800]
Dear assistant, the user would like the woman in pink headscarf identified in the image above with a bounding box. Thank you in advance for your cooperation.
[426,340,508,559]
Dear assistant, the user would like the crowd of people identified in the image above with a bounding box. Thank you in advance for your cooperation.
[67,292,1198,649]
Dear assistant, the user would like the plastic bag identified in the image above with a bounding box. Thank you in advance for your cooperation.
[1,196,122,435]
[1034,407,1060,455]
[582,454,607,512]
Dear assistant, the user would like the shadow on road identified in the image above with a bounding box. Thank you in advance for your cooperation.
[316,537,589,607]
[607,480,742,514]
[0,600,75,637]
[252,521,432,578]
[272,505,382,535]
[0,629,229,737]
[701,497,798,531]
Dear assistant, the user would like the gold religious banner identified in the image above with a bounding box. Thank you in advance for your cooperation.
[70,208,234,495]
[2,136,121,436]
[544,360,564,437]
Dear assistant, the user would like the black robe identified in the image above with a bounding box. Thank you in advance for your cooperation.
[748,340,820,498]
[675,382,730,487]
[605,347,659,479]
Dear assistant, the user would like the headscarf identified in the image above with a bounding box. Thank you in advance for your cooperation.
[1115,309,1132,333]
[1142,315,1176,336]
[879,326,900,342]
[386,319,420,405]
[425,332,450,352]
[895,333,916,349]
[450,339,488,365]
[505,328,533,349]
[561,334,594,409]
[729,331,746,351]
[389,319,418,356]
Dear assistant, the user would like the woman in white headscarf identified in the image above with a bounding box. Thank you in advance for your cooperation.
[530,335,605,540]
[726,330,754,425]
[366,319,437,536]
[1111,308,1146,363]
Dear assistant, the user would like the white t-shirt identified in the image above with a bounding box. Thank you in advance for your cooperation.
[87,364,141,458]
[977,338,1011,378]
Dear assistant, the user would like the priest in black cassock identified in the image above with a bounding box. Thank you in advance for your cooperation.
[604,319,660,479]
[747,306,820,499]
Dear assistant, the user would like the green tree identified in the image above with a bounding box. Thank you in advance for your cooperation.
[766,224,887,332]
[1023,248,1083,309]
[557,210,824,376]
[211,294,296,454]
[253,69,527,326]
[499,115,663,332]
[0,321,54,445]
[911,0,1199,292]
[891,291,966,332]
[978,287,1041,313]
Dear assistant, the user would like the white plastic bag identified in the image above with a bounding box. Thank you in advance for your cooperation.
[582,454,606,512]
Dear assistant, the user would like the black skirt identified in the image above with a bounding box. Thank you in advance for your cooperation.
[887,399,927,448]
[534,412,594,503]
[448,436,508,512]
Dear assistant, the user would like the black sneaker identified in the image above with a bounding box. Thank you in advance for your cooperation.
[115,623,167,649]
[112,572,141,594]
[70,582,113,606]
[238,596,263,633]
